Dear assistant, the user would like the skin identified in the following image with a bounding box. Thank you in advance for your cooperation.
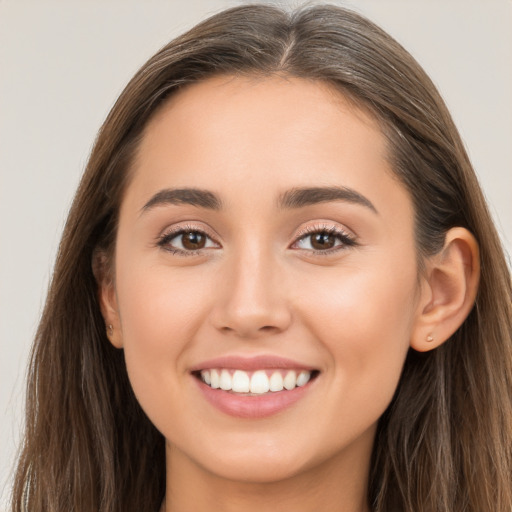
[100,75,480,512]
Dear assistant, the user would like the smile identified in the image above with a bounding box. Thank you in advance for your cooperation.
[192,360,319,418]
[190,355,320,418]
[198,368,315,394]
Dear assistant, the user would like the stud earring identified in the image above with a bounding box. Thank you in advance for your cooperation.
[426,334,434,343]
[107,324,114,337]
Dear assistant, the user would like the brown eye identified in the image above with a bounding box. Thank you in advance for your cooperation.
[181,231,206,250]
[310,232,336,250]
[293,227,356,253]
[158,228,218,254]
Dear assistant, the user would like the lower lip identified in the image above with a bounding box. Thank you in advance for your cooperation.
[194,376,316,419]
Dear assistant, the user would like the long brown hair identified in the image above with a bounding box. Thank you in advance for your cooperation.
[12,4,512,511]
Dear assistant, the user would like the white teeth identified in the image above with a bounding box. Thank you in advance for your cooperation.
[210,369,220,389]
[232,370,250,393]
[269,371,284,392]
[283,370,297,390]
[219,369,232,391]
[199,368,313,394]
[201,370,211,385]
[296,371,311,387]
[250,370,270,394]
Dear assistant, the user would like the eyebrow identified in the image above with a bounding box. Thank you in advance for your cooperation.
[278,186,378,214]
[140,185,377,215]
[141,188,222,213]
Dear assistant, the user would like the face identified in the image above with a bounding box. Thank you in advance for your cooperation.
[107,75,422,484]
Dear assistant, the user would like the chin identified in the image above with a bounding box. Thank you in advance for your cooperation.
[204,453,309,484]
[177,437,315,484]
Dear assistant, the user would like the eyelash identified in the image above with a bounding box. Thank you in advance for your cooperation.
[291,224,357,255]
[156,223,357,257]
[157,224,218,256]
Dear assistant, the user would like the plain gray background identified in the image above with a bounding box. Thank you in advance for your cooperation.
[1,1,511,508]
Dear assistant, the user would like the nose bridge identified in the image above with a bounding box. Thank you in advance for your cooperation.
[213,239,290,337]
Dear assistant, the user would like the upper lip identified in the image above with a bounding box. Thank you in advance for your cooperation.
[189,355,318,372]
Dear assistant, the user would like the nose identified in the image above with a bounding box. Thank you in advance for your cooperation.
[210,245,292,338]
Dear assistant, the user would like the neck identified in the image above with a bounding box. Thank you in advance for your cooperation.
[162,432,373,512]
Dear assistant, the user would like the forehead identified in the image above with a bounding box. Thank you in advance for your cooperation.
[124,74,412,225]
[149,74,371,127]
[144,75,381,156]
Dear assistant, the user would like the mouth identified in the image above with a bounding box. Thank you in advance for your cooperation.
[193,368,320,395]
[190,355,320,418]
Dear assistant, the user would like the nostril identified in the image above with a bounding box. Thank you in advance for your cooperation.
[216,323,285,338]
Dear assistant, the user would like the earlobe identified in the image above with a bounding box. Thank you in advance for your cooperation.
[411,227,480,352]
[92,250,123,349]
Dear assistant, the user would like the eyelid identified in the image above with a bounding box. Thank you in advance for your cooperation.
[293,221,356,241]
[290,222,358,252]
[158,221,218,241]
[156,222,221,255]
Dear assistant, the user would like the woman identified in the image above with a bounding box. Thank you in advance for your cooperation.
[11,4,512,512]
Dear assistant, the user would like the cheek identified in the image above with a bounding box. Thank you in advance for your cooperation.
[299,255,417,333]
[296,255,418,409]
[114,262,216,415]
[117,262,215,345]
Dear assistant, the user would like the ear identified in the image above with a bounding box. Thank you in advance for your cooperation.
[411,227,480,352]
[92,249,123,349]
